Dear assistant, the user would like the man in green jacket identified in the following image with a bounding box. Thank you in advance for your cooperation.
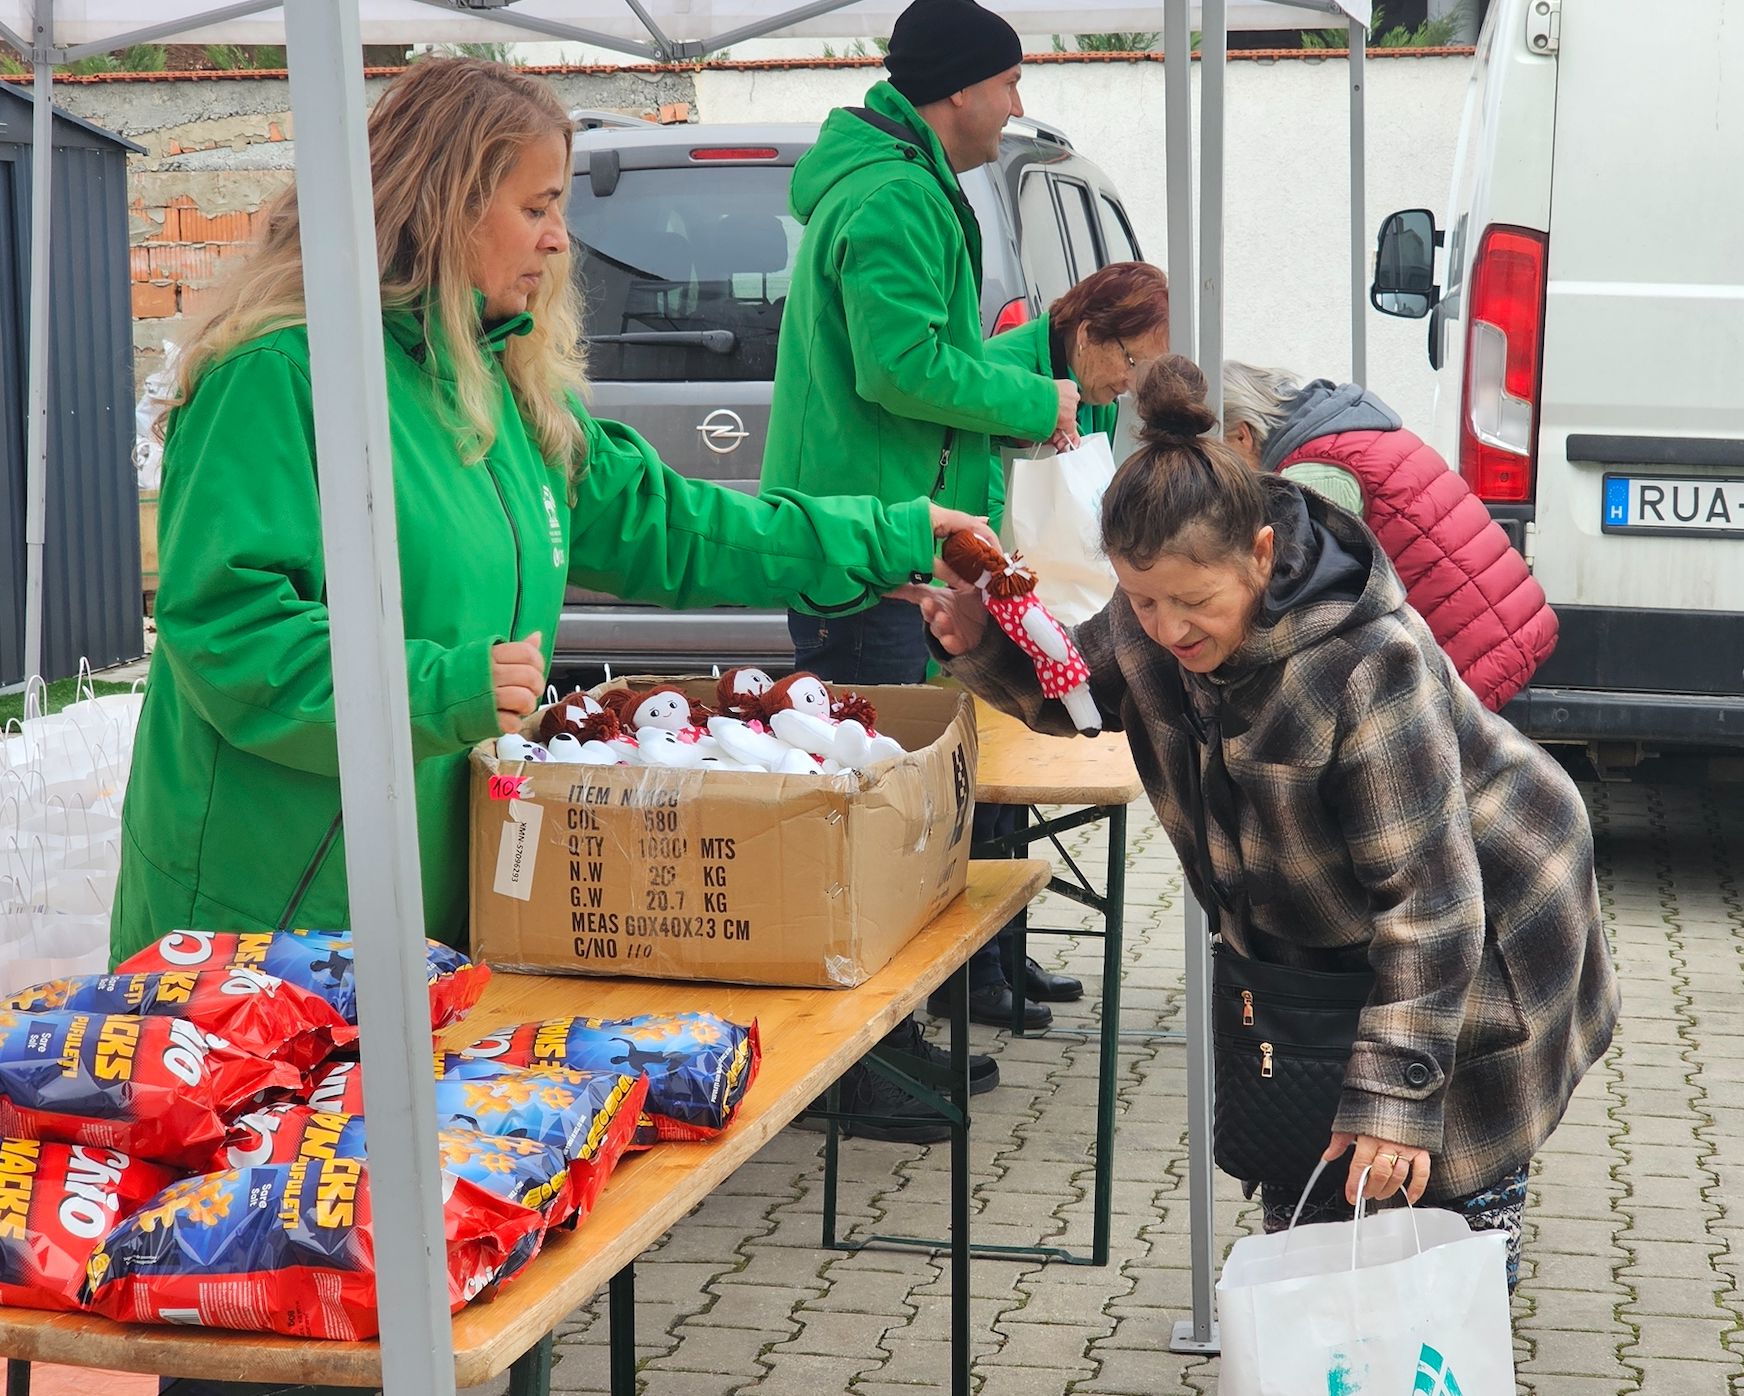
[765,0,1080,1138]
[763,0,1078,692]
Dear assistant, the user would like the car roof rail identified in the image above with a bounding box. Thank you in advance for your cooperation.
[1004,116,1074,150]
[570,108,660,132]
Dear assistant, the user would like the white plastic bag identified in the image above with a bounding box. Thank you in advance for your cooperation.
[1217,1168,1516,1396]
[1000,433,1119,628]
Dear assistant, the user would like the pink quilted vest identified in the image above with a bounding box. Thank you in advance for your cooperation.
[1276,428,1558,711]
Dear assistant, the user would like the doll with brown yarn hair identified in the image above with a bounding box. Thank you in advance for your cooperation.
[757,672,879,731]
[940,530,1101,733]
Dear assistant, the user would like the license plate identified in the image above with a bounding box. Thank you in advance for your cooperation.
[1602,474,1744,537]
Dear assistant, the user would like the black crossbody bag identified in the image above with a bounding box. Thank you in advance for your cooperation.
[1177,678,1375,1186]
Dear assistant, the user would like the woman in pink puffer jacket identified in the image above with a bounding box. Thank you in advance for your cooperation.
[1221,363,1557,712]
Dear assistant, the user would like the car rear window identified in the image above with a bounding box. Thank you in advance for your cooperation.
[569,165,801,383]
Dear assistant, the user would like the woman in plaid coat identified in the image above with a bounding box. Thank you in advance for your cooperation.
[903,357,1619,1286]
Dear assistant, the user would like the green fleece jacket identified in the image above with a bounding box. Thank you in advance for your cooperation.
[111,302,934,962]
[761,81,1058,522]
[981,313,1122,532]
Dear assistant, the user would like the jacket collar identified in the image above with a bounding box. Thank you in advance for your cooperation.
[383,290,533,375]
[864,81,966,199]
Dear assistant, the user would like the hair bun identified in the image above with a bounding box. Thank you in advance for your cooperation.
[1134,354,1217,446]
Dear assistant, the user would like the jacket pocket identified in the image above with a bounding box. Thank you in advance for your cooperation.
[1455,933,1532,1062]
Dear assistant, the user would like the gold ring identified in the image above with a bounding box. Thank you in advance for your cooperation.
[1379,1153,1400,1166]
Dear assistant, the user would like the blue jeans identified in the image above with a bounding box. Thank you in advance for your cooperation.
[788,597,931,686]
[789,601,1014,992]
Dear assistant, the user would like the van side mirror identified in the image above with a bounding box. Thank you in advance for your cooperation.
[1371,208,1440,319]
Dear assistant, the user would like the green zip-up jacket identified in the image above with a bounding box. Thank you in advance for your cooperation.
[761,81,1058,523]
[111,303,935,963]
[981,312,1122,532]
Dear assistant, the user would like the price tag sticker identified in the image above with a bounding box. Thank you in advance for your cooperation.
[488,774,528,801]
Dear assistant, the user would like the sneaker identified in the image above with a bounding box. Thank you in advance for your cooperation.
[793,1062,954,1143]
[879,1015,1000,1095]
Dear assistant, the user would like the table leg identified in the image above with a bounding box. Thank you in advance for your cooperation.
[508,1334,555,1396]
[1009,805,1031,1036]
[610,1263,637,1396]
[5,1359,27,1396]
[949,959,971,1396]
[1092,800,1127,1267]
[821,1079,842,1250]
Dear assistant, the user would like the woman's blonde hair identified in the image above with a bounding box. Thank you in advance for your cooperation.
[169,57,588,474]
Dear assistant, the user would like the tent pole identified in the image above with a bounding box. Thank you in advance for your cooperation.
[1162,0,1195,355]
[21,0,53,684]
[1348,16,1367,382]
[1169,0,1224,1363]
[283,5,455,1392]
[1196,0,1226,423]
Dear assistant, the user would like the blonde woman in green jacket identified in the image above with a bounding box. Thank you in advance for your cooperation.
[981,261,1170,531]
[112,58,993,964]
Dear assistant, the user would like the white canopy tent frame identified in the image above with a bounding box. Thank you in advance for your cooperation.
[1,0,1374,1385]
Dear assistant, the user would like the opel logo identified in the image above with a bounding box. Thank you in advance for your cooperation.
[698,408,750,455]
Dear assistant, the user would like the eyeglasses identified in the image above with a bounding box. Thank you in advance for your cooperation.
[1116,337,1137,370]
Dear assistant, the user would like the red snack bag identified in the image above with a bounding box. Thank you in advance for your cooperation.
[3,969,358,1074]
[83,1159,542,1339]
[0,1011,299,1169]
[115,929,490,1031]
[312,1057,647,1221]
[0,1137,177,1311]
[217,1103,579,1228]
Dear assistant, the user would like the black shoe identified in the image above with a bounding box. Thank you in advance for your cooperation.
[793,1062,954,1143]
[879,1015,999,1095]
[1023,956,1084,1003]
[926,983,1053,1030]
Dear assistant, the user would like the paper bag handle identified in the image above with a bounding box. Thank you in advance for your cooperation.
[1280,1158,1425,1267]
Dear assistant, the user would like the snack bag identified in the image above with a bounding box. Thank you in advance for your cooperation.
[116,930,490,1030]
[458,1014,760,1141]
[0,1137,177,1311]
[0,1011,299,1169]
[83,1158,542,1339]
[3,968,357,1073]
[432,1056,648,1213]
[219,1104,578,1227]
[309,1058,644,1215]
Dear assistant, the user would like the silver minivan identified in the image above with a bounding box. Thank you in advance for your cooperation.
[557,115,1144,674]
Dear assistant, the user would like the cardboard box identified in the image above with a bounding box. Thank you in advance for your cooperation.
[468,682,977,988]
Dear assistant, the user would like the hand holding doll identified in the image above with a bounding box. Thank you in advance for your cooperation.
[932,532,1102,733]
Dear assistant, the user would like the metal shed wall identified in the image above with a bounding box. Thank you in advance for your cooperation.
[0,84,142,687]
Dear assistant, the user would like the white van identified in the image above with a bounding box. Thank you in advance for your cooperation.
[1371,0,1744,768]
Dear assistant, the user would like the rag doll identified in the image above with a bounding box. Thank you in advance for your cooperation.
[602,685,715,767]
[759,673,903,766]
[537,690,606,745]
[941,531,1101,733]
[714,667,775,721]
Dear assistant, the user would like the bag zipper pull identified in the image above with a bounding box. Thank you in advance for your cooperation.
[1241,990,1254,1026]
[1260,1041,1274,1079]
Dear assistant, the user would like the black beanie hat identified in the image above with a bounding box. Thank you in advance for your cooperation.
[885,0,1023,107]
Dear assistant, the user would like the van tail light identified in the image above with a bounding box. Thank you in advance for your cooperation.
[990,297,1031,336]
[1459,225,1548,503]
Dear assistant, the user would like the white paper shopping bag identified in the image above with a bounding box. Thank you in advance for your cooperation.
[1217,1181,1516,1395]
[1000,433,1119,628]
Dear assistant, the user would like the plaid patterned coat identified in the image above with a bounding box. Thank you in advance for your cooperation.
[946,481,1619,1200]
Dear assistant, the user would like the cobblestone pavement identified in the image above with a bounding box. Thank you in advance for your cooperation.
[474,779,1743,1396]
